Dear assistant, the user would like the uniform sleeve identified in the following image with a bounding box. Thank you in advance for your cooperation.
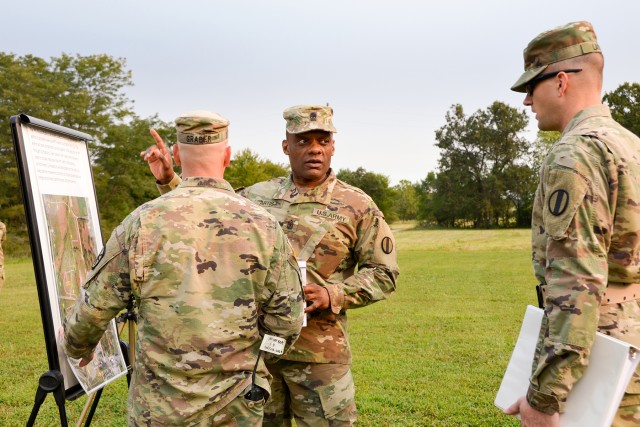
[325,207,399,313]
[258,223,305,357]
[62,221,136,359]
[527,148,610,414]
[156,174,182,195]
[236,187,249,198]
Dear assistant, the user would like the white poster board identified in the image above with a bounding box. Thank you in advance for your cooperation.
[11,115,128,397]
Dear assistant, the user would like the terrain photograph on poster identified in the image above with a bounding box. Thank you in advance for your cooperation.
[43,194,127,393]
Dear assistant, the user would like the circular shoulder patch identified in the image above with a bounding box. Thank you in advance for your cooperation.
[381,236,394,254]
[548,189,570,216]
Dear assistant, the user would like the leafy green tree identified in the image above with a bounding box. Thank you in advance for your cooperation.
[93,116,174,236]
[531,131,561,171]
[224,148,289,189]
[0,53,134,252]
[416,171,438,226]
[336,167,397,221]
[392,180,418,222]
[502,163,538,227]
[432,102,531,228]
[603,82,640,137]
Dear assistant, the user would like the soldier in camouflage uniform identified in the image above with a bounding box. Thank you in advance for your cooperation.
[144,105,399,426]
[0,220,5,291]
[64,110,305,426]
[504,22,640,426]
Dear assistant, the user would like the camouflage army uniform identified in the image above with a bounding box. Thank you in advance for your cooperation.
[530,105,640,422]
[0,220,5,291]
[239,170,399,426]
[64,177,304,426]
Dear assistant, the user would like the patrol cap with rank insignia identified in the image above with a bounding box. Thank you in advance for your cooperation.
[283,105,337,134]
[511,21,601,93]
[175,110,229,145]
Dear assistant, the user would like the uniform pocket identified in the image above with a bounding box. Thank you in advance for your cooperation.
[317,369,355,420]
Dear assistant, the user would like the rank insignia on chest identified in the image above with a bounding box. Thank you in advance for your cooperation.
[282,219,298,233]
[312,208,349,224]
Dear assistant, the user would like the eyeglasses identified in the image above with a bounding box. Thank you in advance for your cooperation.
[525,69,582,96]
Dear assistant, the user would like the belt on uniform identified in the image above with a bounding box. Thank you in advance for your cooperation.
[602,283,640,305]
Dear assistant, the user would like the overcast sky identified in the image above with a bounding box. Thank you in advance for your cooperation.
[3,1,639,185]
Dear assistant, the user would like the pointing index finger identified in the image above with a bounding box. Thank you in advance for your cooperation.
[149,128,167,151]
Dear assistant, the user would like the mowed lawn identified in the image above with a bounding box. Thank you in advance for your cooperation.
[0,228,534,426]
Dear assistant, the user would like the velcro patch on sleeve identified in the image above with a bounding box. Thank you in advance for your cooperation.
[543,167,590,240]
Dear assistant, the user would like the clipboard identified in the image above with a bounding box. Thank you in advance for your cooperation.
[495,305,640,426]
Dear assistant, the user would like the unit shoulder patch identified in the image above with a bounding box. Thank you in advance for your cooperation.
[544,167,590,239]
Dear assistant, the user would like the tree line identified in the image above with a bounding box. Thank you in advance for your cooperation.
[1,52,639,255]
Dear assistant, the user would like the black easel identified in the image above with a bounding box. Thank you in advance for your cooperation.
[11,115,93,426]
[11,115,133,426]
[26,370,68,427]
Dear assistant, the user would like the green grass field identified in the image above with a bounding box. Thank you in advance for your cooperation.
[0,228,534,426]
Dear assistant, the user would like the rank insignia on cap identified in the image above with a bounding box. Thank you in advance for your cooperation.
[283,105,337,134]
[381,236,394,254]
[548,189,569,216]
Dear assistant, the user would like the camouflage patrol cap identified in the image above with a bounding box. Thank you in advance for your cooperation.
[283,105,337,134]
[511,21,601,93]
[175,110,229,144]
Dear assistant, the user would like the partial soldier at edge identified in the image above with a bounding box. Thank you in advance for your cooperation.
[504,21,640,426]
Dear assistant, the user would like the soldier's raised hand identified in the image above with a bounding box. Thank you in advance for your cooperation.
[141,128,175,184]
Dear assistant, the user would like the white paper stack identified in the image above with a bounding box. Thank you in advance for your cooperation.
[495,305,640,427]
[298,260,307,327]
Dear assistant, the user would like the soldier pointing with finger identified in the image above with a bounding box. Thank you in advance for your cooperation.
[66,110,304,426]
[145,105,399,426]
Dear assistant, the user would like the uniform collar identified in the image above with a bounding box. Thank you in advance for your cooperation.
[274,170,337,204]
[563,104,612,135]
[178,176,235,192]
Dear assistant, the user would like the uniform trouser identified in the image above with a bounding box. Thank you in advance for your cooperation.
[129,388,264,427]
[602,300,640,426]
[262,359,357,427]
[615,405,640,426]
[195,388,265,427]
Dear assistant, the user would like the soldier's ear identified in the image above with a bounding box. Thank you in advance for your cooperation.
[282,139,289,155]
[223,145,231,168]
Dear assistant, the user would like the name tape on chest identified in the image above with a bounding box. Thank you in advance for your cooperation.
[255,199,282,208]
[260,334,286,355]
[313,208,349,224]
